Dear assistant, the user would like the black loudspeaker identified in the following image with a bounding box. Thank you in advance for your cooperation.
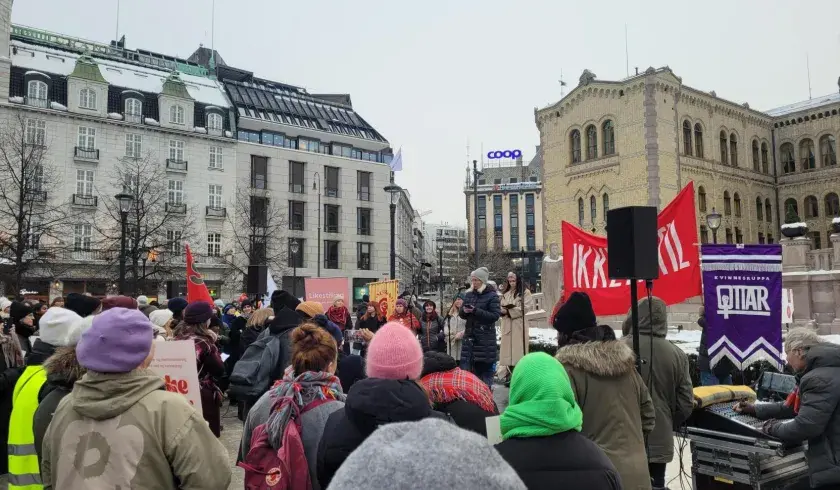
[606,206,659,280]
[246,265,268,294]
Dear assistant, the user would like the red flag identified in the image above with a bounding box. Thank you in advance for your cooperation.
[185,243,215,305]
[561,182,702,316]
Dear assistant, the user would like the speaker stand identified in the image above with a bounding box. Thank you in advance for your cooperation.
[629,278,642,374]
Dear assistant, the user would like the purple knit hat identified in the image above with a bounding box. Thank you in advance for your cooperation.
[76,307,154,373]
[395,298,408,309]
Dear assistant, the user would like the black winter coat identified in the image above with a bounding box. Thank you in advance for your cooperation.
[316,378,448,488]
[0,356,23,474]
[356,315,384,334]
[697,312,734,377]
[459,284,501,365]
[33,347,85,461]
[418,314,446,353]
[758,343,840,488]
[496,432,623,490]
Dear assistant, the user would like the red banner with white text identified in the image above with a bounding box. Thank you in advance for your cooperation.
[561,182,702,316]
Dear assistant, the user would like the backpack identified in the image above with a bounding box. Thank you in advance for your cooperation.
[229,333,284,402]
[238,398,330,490]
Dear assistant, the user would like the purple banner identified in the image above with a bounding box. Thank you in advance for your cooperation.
[701,244,783,371]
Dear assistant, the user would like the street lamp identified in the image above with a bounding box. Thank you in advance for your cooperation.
[384,184,403,280]
[140,249,149,296]
[706,207,722,244]
[290,238,300,297]
[313,172,322,278]
[115,192,134,295]
[437,243,444,312]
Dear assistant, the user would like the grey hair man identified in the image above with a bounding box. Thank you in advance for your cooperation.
[735,328,840,489]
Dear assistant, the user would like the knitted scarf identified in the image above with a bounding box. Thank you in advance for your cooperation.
[420,367,496,413]
[0,323,23,368]
[327,306,349,330]
[267,367,346,449]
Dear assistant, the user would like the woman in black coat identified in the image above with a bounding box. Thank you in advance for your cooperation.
[418,301,446,353]
[460,267,501,388]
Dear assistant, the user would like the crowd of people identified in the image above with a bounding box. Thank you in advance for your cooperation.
[0,263,836,489]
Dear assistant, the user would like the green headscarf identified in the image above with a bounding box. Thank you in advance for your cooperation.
[500,352,583,439]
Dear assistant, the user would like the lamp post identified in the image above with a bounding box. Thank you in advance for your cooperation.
[706,207,722,244]
[115,192,134,295]
[290,238,300,297]
[384,184,403,280]
[313,172,322,277]
[471,160,483,269]
[140,249,149,296]
[437,244,444,310]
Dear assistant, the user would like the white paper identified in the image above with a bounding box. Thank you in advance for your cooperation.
[485,415,503,445]
[148,340,203,413]
[221,353,230,362]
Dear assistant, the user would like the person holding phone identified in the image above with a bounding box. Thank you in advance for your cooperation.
[459,267,501,388]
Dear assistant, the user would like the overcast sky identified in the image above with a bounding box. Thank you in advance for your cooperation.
[13,0,840,227]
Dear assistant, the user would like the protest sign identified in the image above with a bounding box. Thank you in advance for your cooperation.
[368,280,400,318]
[148,340,202,412]
[305,277,351,312]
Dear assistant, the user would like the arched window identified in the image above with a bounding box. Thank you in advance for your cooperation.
[577,197,584,224]
[781,143,795,173]
[755,197,763,221]
[723,191,732,215]
[800,138,816,170]
[125,98,142,116]
[207,113,223,131]
[683,120,692,155]
[820,134,836,167]
[585,125,597,160]
[784,198,799,219]
[27,80,47,100]
[730,133,738,166]
[825,192,840,217]
[170,104,185,125]
[752,140,760,171]
[694,123,704,158]
[804,195,819,218]
[602,193,609,221]
[761,142,769,173]
[698,186,707,212]
[733,193,741,217]
[570,130,581,163]
[590,196,596,224]
[79,88,96,110]
[719,131,728,164]
[602,120,615,155]
[765,199,772,223]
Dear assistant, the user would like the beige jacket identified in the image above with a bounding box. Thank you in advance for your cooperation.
[498,289,534,366]
[41,368,231,490]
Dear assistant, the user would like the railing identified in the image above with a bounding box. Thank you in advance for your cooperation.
[124,113,142,124]
[72,194,98,207]
[166,202,186,214]
[46,249,113,262]
[208,127,224,136]
[206,206,226,218]
[325,188,339,198]
[289,184,304,194]
[326,224,339,233]
[807,249,834,271]
[324,259,338,269]
[358,227,371,236]
[74,146,99,161]
[26,189,47,202]
[166,159,188,172]
[25,96,49,109]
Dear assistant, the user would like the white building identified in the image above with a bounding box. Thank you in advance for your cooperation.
[424,222,468,289]
[393,187,416,293]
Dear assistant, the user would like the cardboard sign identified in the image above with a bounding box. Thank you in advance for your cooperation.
[485,415,503,445]
[148,340,203,413]
[782,288,794,324]
[305,277,351,312]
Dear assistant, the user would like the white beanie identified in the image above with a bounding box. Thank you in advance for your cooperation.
[39,307,83,347]
[149,309,173,328]
[137,295,149,307]
[0,297,11,312]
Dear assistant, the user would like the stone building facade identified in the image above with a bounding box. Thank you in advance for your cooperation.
[537,67,840,251]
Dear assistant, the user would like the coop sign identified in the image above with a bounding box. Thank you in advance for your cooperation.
[486,149,522,160]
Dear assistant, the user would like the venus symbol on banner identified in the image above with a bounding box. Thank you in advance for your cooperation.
[782,288,795,324]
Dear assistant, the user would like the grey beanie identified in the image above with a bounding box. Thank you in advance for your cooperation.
[327,418,526,490]
[470,266,490,284]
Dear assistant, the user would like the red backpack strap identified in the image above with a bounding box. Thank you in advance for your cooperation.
[301,397,332,415]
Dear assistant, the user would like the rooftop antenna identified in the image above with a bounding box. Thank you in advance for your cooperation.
[210,0,216,72]
[625,24,629,78]
[806,53,812,100]
[115,0,120,48]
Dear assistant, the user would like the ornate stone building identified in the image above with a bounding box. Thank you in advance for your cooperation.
[537,67,840,251]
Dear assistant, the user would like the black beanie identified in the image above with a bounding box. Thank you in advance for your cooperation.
[65,293,102,318]
[271,290,300,311]
[9,301,32,323]
[552,292,597,335]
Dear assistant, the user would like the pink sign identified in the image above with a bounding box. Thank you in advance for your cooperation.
[305,277,351,312]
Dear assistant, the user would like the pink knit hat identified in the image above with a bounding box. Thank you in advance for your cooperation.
[365,322,423,380]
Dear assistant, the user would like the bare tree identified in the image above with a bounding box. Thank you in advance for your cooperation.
[224,179,288,287]
[0,114,71,293]
[451,249,519,287]
[85,151,199,294]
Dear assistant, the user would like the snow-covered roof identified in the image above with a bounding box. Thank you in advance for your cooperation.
[764,92,840,117]
[11,40,230,108]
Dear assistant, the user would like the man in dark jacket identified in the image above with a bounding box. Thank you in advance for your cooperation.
[622,296,694,489]
[697,305,734,385]
[459,267,501,388]
[736,329,840,489]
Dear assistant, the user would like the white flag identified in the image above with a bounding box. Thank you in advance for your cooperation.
[389,148,403,172]
[263,268,278,307]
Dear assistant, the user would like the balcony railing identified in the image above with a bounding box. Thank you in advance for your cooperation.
[358,258,371,270]
[26,189,47,202]
[25,96,49,109]
[326,224,339,233]
[206,206,226,218]
[208,127,224,137]
[166,159,188,172]
[166,202,187,214]
[72,194,98,207]
[74,146,99,161]
[325,188,339,198]
[358,227,371,236]
[124,113,143,124]
[324,259,339,269]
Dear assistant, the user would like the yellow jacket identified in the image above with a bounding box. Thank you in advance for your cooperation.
[8,365,47,490]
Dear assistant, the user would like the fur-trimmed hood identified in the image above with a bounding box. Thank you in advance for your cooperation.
[43,346,86,389]
[555,340,636,378]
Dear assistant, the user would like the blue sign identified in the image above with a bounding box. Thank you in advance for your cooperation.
[487,149,522,160]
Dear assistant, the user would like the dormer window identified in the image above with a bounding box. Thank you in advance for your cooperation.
[26,80,48,108]
[79,88,97,110]
[125,98,142,116]
[207,113,223,131]
[170,105,185,125]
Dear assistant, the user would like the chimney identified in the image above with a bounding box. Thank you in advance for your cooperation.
[635,67,639,75]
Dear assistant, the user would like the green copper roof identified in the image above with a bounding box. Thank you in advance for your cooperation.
[69,52,106,83]
[161,71,192,100]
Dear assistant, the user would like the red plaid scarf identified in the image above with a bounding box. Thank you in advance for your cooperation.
[420,367,496,413]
